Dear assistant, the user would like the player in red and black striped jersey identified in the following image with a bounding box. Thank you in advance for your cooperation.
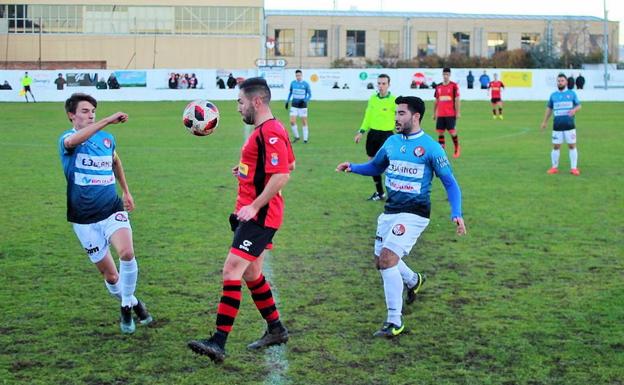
[488,73,505,120]
[188,78,295,363]
[433,68,461,158]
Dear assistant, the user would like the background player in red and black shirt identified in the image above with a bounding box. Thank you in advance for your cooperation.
[433,68,461,158]
[488,73,505,120]
[188,77,295,363]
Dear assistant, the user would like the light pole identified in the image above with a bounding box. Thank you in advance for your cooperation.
[603,0,609,89]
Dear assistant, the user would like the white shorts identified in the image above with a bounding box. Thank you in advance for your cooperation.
[72,211,132,263]
[552,129,576,145]
[289,107,308,118]
[374,213,430,258]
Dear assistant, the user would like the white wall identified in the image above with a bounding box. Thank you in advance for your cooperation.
[1,68,623,102]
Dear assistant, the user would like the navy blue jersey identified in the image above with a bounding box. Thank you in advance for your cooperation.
[59,129,123,224]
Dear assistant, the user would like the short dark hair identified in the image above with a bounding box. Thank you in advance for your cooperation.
[295,69,302,74]
[395,96,425,122]
[378,74,390,83]
[239,77,271,103]
[65,93,97,114]
[443,67,451,74]
[557,73,567,79]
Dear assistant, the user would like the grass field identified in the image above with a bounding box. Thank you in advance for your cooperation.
[1,99,623,385]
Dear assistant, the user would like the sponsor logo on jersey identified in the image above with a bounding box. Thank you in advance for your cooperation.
[239,239,253,252]
[271,153,279,166]
[414,146,425,157]
[85,245,100,255]
[392,224,406,236]
[387,178,422,194]
[74,172,115,186]
[76,154,113,171]
[103,138,112,148]
[435,156,450,169]
[375,235,383,242]
[400,145,406,153]
[115,213,128,222]
[438,95,453,101]
[238,163,249,178]
[387,160,425,178]
[269,137,279,145]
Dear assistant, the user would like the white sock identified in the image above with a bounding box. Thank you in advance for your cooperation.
[119,258,139,308]
[569,148,578,169]
[380,265,403,326]
[397,260,418,288]
[551,149,560,168]
[105,279,122,301]
[291,124,299,139]
[302,126,309,141]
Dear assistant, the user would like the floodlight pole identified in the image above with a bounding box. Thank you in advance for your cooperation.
[603,0,608,89]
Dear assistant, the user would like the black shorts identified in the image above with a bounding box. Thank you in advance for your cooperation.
[24,86,31,92]
[436,117,457,131]
[229,214,276,261]
[365,129,394,157]
[490,98,502,104]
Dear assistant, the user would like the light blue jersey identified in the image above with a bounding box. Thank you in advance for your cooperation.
[58,129,123,224]
[286,80,311,108]
[547,89,580,131]
[353,130,458,218]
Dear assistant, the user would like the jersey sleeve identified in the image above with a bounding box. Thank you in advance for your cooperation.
[428,143,452,177]
[359,96,373,132]
[286,81,293,102]
[305,82,311,102]
[454,83,460,97]
[263,126,291,174]
[58,131,74,156]
[573,92,580,106]
[547,94,554,109]
[370,141,390,169]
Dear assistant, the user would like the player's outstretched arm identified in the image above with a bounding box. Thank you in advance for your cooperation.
[112,151,135,212]
[335,162,352,172]
[64,112,128,149]
[439,173,465,235]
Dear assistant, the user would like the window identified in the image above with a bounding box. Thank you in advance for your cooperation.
[521,33,540,50]
[346,30,365,57]
[417,31,437,57]
[487,32,508,57]
[450,32,470,56]
[0,4,261,35]
[275,29,294,56]
[308,29,327,57]
[379,30,399,58]
[589,34,605,53]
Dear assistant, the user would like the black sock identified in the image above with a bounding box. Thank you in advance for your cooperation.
[373,176,383,195]
[212,330,228,348]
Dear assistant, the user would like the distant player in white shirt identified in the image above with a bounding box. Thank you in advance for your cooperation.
[58,93,153,334]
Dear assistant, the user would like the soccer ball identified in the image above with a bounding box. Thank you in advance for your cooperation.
[182,100,220,136]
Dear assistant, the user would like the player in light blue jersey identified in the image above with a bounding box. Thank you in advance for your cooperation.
[58,93,153,334]
[336,96,466,338]
[285,69,312,143]
[540,73,582,176]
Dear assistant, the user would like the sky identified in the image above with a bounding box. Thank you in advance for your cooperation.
[265,0,623,42]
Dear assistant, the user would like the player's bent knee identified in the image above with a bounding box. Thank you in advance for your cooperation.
[104,272,119,284]
[117,247,135,261]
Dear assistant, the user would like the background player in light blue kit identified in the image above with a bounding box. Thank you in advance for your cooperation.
[540,73,582,176]
[58,93,153,334]
[336,96,466,338]
[285,69,312,143]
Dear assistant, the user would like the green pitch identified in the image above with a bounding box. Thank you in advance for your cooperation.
[1,100,622,385]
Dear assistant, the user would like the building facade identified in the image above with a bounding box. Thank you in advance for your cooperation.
[265,10,619,69]
[0,3,619,69]
[0,0,264,69]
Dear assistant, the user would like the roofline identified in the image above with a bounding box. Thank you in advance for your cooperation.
[264,9,606,22]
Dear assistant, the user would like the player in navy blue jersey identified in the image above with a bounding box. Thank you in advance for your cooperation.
[285,69,312,143]
[58,93,152,334]
[336,96,466,337]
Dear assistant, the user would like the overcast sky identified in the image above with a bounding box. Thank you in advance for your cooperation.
[265,0,623,42]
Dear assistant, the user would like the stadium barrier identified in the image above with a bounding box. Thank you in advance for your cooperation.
[1,68,623,102]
